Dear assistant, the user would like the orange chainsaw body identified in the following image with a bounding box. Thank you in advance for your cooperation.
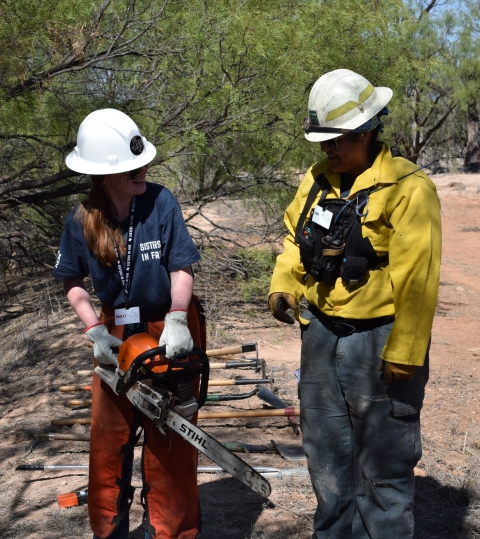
[117,333,169,375]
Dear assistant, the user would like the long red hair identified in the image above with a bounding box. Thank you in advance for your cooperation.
[75,175,125,266]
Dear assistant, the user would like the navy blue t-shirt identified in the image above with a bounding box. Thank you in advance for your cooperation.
[53,183,200,313]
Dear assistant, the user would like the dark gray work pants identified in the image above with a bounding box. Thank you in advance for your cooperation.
[299,308,428,539]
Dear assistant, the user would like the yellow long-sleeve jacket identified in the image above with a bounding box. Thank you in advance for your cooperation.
[269,144,442,367]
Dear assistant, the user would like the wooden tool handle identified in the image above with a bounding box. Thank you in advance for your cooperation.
[206,343,256,357]
[59,385,92,392]
[198,407,300,419]
[51,407,300,426]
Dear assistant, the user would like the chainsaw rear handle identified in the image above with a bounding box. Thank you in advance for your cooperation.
[117,345,210,409]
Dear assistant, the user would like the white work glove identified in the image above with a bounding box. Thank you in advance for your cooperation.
[85,324,123,366]
[159,310,194,358]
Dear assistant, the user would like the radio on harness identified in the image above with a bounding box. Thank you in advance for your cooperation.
[295,174,387,286]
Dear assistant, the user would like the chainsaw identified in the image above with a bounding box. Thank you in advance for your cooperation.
[95,333,271,498]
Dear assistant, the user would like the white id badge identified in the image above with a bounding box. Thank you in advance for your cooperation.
[312,205,333,229]
[114,306,140,325]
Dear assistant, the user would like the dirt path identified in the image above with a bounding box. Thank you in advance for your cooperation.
[1,173,480,538]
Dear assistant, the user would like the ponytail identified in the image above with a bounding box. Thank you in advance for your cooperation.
[75,176,125,266]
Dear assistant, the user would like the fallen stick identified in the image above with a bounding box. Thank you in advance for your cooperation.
[51,407,300,426]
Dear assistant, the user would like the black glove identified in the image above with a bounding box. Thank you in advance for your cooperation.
[268,292,298,325]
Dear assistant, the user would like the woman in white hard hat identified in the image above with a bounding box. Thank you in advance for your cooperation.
[269,69,441,538]
[53,109,204,539]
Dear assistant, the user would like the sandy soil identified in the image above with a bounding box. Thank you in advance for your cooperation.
[1,173,480,538]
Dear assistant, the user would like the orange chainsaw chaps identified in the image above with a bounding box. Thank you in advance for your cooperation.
[88,298,205,539]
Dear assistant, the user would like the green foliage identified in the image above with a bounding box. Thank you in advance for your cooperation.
[234,246,279,302]
[0,0,459,271]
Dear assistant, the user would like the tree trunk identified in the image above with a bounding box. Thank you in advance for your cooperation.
[464,99,480,171]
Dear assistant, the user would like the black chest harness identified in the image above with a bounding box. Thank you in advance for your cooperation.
[295,174,388,287]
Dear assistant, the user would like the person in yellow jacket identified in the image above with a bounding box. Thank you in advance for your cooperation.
[269,69,441,539]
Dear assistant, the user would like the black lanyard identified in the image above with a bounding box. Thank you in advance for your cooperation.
[113,197,136,308]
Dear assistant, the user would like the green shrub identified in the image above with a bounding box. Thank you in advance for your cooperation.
[234,246,278,302]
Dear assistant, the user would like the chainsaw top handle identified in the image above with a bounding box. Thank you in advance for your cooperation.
[116,345,210,408]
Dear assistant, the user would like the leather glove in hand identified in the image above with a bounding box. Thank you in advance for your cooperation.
[160,310,194,358]
[380,360,419,385]
[86,324,123,366]
[268,292,298,325]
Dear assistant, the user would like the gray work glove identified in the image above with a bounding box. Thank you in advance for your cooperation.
[85,324,123,366]
[268,292,298,324]
[159,310,194,358]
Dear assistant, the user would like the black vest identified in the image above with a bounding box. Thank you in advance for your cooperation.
[294,174,388,286]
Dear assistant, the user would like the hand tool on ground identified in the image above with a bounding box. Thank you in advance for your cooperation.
[57,465,307,510]
[16,464,89,470]
[76,358,264,377]
[257,386,300,435]
[59,385,92,392]
[33,433,306,460]
[206,343,257,357]
[270,440,306,460]
[34,433,92,442]
[223,441,306,460]
[208,378,272,386]
[57,489,88,508]
[60,378,273,393]
[93,332,270,497]
[67,399,92,406]
[17,464,279,473]
[205,389,258,402]
[67,389,260,407]
[199,466,309,477]
[35,433,269,449]
[52,407,300,426]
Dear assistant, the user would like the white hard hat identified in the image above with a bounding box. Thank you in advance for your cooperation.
[303,69,393,142]
[66,109,156,175]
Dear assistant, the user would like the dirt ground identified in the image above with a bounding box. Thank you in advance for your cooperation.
[2,172,480,538]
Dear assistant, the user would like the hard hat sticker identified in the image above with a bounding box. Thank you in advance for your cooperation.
[309,110,320,125]
[130,136,144,155]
